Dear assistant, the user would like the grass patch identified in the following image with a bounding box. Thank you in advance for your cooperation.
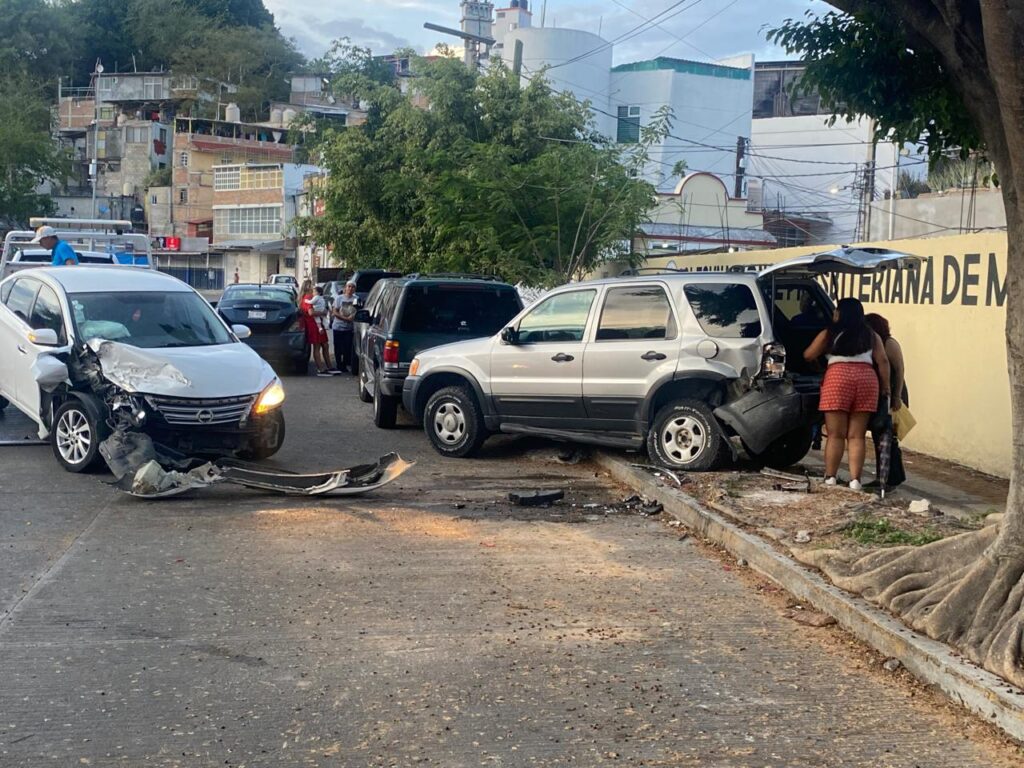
[846,517,943,547]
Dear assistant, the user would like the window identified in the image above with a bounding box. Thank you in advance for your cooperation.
[126,126,148,144]
[99,107,115,121]
[5,279,40,323]
[179,151,189,168]
[159,128,168,144]
[616,105,641,144]
[770,285,830,327]
[144,76,164,100]
[179,188,188,204]
[214,166,241,191]
[517,290,596,343]
[213,206,283,237]
[29,285,66,344]
[597,286,676,340]
[684,283,762,339]
[214,165,282,191]
[150,194,158,204]
[398,286,521,336]
[69,291,233,349]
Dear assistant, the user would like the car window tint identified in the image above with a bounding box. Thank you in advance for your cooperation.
[29,285,66,343]
[597,286,676,341]
[5,279,40,323]
[517,290,596,343]
[0,280,13,304]
[684,283,762,339]
[398,286,521,335]
[223,288,293,302]
[365,282,384,315]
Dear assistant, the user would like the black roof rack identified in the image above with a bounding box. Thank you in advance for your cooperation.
[618,267,689,276]
[403,272,503,282]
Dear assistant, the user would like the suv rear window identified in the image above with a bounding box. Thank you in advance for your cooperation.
[684,283,762,339]
[398,285,521,335]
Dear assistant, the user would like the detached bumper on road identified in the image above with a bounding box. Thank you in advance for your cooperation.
[714,380,813,455]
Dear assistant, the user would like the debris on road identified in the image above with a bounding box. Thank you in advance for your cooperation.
[109,448,414,499]
[794,530,812,544]
[883,658,902,672]
[508,489,565,507]
[908,499,932,515]
[761,467,812,493]
[782,608,837,627]
[631,463,687,486]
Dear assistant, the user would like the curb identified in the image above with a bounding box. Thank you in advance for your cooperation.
[595,452,1024,744]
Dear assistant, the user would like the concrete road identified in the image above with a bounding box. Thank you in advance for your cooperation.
[0,374,1020,766]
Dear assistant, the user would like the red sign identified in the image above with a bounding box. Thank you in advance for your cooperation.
[165,236,181,251]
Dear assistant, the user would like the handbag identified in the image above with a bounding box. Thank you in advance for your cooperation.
[892,406,917,441]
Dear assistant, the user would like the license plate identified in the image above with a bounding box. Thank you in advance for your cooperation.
[248,310,267,320]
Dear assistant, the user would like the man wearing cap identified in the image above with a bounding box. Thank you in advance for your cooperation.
[31,226,78,266]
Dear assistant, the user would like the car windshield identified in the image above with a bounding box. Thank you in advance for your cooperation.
[223,287,294,302]
[69,290,234,348]
[398,285,521,335]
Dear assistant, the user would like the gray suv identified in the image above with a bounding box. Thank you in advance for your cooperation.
[402,248,918,471]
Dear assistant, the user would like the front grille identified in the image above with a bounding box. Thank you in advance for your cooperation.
[145,394,257,426]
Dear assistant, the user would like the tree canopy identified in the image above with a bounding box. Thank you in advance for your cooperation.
[305,56,660,286]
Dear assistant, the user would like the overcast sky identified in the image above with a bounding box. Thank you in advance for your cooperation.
[266,0,831,64]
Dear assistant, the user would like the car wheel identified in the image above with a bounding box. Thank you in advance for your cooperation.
[357,367,373,403]
[372,368,398,429]
[242,410,286,461]
[424,385,488,458]
[757,424,814,470]
[647,399,728,472]
[51,398,108,473]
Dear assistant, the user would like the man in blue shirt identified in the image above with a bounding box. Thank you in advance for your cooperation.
[31,226,79,266]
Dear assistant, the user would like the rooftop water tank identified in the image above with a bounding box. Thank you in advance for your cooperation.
[225,103,241,123]
[270,108,284,127]
[282,108,298,127]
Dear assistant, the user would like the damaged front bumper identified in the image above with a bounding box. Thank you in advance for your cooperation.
[714,379,818,456]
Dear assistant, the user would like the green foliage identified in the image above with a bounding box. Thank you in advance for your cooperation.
[0,0,76,90]
[0,74,70,226]
[304,59,658,286]
[143,167,172,188]
[768,11,983,163]
[846,517,943,547]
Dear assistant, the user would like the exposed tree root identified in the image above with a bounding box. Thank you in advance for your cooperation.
[796,519,1024,688]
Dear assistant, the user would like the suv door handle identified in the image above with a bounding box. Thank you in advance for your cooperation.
[641,351,667,361]
[551,353,575,363]
[16,344,27,355]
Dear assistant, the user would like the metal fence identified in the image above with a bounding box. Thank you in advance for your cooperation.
[160,266,225,291]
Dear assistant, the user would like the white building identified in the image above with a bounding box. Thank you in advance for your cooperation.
[491,10,754,193]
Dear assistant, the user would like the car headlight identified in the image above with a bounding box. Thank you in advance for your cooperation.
[254,378,286,414]
[409,358,420,376]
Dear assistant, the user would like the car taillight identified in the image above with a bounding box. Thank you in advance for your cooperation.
[383,340,400,365]
[761,342,786,379]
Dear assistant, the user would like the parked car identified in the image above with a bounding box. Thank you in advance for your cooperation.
[2,218,154,280]
[355,275,524,428]
[216,283,309,374]
[402,248,920,471]
[350,269,402,305]
[0,266,286,472]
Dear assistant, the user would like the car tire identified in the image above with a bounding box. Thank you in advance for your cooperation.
[424,385,488,458]
[357,367,373,403]
[243,410,286,461]
[372,368,398,429]
[647,399,729,472]
[51,398,108,473]
[757,424,815,470]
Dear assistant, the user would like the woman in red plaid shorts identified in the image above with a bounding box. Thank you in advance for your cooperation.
[804,298,890,491]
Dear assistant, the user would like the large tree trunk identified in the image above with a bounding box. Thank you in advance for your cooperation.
[804,0,1024,687]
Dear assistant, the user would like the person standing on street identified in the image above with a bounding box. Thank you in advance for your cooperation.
[299,280,337,376]
[804,297,891,491]
[865,313,909,489]
[331,280,358,374]
[31,226,79,265]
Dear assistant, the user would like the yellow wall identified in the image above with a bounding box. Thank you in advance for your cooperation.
[643,233,1011,477]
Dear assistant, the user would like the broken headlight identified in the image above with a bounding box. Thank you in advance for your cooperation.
[254,378,286,415]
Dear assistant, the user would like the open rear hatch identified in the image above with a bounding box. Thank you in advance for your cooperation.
[758,246,921,280]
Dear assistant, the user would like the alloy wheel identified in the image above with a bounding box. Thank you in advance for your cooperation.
[433,402,466,445]
[56,408,92,466]
[661,415,706,465]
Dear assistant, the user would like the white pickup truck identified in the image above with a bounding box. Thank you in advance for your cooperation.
[0,218,154,280]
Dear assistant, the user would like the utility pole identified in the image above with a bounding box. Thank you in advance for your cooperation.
[424,2,495,71]
[91,60,104,218]
[734,136,747,198]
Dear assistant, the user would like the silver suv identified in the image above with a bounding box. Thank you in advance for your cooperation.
[402,249,918,471]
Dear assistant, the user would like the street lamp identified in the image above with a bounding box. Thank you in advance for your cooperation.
[91,61,104,218]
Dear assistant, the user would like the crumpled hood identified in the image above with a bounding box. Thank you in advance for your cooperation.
[90,339,276,398]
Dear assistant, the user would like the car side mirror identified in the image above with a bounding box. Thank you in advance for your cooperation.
[232,324,252,340]
[354,309,372,324]
[500,326,519,345]
[27,328,60,347]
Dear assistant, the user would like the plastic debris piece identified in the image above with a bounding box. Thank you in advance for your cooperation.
[794,530,812,544]
[508,489,565,507]
[908,499,931,514]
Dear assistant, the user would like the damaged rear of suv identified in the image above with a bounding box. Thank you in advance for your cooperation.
[0,267,286,472]
[403,248,919,472]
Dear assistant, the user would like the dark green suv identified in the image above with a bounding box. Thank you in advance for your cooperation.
[354,274,523,428]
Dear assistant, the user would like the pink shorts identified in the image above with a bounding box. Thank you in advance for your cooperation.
[819,363,879,413]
